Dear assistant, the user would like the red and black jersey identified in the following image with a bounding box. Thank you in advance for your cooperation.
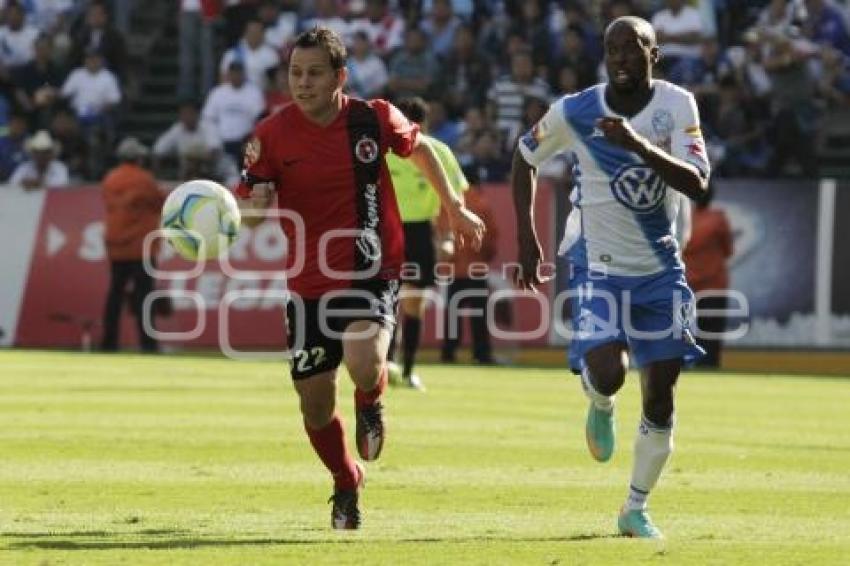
[236,95,419,299]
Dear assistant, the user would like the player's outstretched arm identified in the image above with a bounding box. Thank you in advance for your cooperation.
[407,137,484,250]
[596,117,708,200]
[510,148,545,292]
[237,182,275,228]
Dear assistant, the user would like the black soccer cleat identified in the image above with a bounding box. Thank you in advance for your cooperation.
[355,400,385,461]
[329,463,365,530]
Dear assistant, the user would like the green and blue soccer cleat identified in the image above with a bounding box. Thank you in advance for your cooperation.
[618,507,664,539]
[585,402,616,462]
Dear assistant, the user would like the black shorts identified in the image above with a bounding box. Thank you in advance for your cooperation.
[285,279,400,380]
[402,221,436,288]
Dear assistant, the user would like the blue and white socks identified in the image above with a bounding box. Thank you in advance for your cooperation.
[626,416,674,510]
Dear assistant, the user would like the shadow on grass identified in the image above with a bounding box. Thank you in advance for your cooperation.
[5,532,621,551]
[3,529,185,538]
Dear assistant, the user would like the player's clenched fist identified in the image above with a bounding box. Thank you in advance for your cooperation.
[595,116,645,153]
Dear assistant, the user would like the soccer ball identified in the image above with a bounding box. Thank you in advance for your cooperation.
[161,179,241,261]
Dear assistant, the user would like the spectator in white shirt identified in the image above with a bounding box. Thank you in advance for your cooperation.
[153,100,225,179]
[61,48,121,124]
[219,19,280,90]
[0,0,73,33]
[258,0,298,51]
[0,2,39,71]
[652,0,708,69]
[61,48,121,178]
[346,30,388,99]
[302,0,350,45]
[348,0,405,57]
[9,129,70,190]
[202,60,265,164]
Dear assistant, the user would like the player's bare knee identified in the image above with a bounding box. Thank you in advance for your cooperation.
[586,359,626,396]
[345,357,382,388]
[584,345,628,396]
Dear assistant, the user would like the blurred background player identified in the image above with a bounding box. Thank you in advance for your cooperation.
[440,166,499,365]
[235,28,484,530]
[512,17,710,539]
[385,96,468,390]
[684,185,733,368]
[100,137,164,353]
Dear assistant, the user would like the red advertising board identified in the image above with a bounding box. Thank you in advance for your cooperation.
[13,183,555,351]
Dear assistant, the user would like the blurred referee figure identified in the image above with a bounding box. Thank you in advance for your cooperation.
[385,96,469,390]
[439,166,499,365]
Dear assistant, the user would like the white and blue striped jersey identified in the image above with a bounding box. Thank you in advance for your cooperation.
[518,80,710,276]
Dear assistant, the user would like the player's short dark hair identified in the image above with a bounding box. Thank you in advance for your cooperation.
[605,16,656,48]
[293,26,347,70]
[395,97,428,125]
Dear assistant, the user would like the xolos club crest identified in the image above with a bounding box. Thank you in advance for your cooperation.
[355,136,379,164]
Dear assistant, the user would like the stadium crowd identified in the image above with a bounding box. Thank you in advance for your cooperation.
[2,0,850,188]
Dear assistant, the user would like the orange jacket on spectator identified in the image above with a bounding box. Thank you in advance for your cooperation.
[439,188,499,277]
[101,163,164,261]
[684,206,733,292]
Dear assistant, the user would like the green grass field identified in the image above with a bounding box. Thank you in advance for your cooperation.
[0,350,848,565]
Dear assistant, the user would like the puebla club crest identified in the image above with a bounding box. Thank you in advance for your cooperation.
[355,136,379,163]
[651,109,675,139]
[610,164,667,213]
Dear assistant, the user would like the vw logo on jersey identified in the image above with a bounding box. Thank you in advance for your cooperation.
[355,136,379,164]
[610,164,667,213]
